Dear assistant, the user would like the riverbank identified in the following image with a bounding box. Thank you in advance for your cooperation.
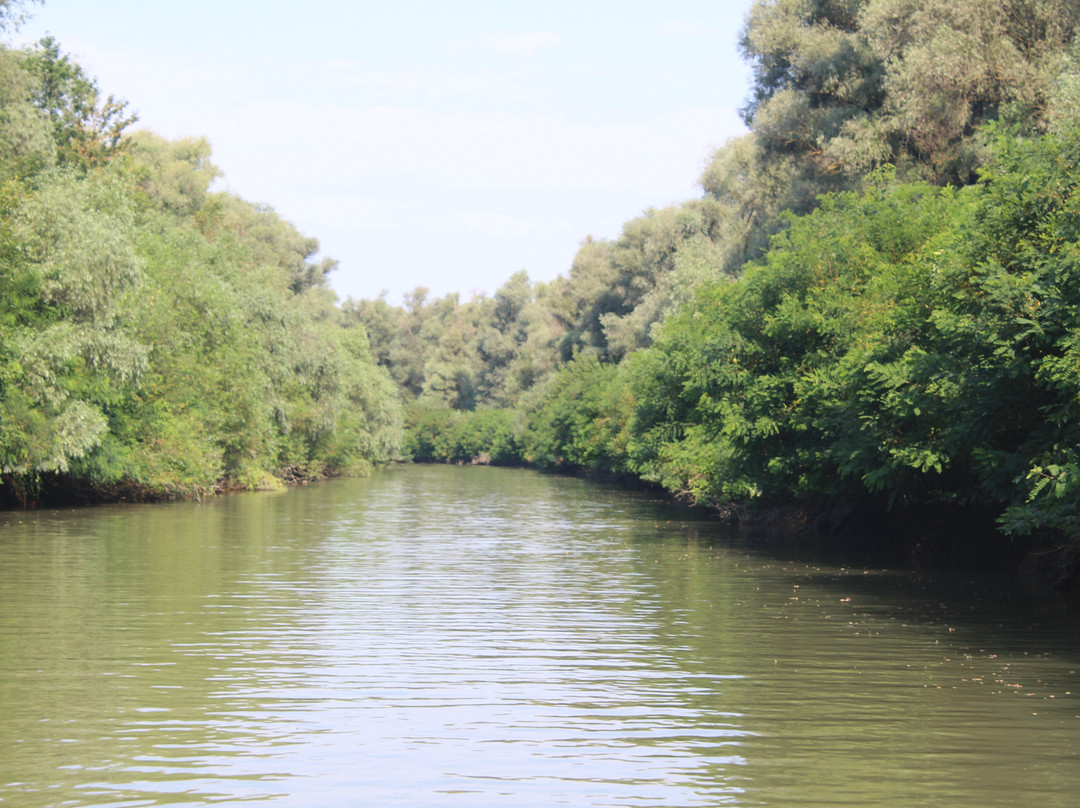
[0,464,352,510]
[733,499,1076,596]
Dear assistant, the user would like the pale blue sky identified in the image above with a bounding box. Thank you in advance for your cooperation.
[15,0,754,303]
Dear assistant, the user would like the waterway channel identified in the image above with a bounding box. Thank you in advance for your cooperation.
[1,464,1078,806]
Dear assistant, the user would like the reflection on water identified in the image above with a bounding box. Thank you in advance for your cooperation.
[1,465,1078,807]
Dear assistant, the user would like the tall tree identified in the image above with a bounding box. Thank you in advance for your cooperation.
[740,0,1080,187]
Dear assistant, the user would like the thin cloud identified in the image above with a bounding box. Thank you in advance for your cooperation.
[426,210,569,238]
[446,30,563,58]
[659,20,736,42]
[332,67,522,100]
[485,31,563,57]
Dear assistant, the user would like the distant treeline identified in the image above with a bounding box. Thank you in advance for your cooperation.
[0,17,401,505]
[348,0,1080,585]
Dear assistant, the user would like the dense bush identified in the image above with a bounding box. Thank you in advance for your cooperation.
[404,405,520,465]
[628,129,1080,547]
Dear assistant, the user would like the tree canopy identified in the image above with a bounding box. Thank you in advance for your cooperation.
[0,32,401,504]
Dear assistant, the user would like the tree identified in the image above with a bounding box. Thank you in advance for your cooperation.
[0,46,53,180]
[1,168,147,489]
[126,131,220,215]
[23,36,137,169]
[0,0,39,33]
[525,355,630,472]
[740,0,1080,188]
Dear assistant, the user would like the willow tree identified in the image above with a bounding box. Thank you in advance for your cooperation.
[2,169,147,484]
[741,0,1080,188]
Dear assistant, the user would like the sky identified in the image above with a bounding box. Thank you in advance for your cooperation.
[14,0,754,304]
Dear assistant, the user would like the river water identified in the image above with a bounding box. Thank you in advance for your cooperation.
[1,464,1078,807]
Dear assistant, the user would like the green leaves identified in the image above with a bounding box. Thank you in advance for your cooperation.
[22,35,137,169]
[16,168,143,325]
[618,124,1080,555]
[520,356,624,471]
[1,167,148,485]
[116,189,403,493]
[0,38,404,500]
[740,0,1080,187]
[404,406,519,465]
[999,452,1080,537]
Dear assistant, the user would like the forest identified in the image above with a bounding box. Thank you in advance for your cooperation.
[4,0,1080,587]
[0,4,402,505]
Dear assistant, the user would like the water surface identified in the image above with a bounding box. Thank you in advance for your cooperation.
[1,465,1078,806]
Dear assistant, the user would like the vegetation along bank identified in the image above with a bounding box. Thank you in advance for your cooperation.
[5,1,1080,588]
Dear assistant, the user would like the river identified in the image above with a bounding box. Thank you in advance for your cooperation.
[1,464,1078,807]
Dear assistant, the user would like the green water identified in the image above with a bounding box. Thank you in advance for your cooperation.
[1,464,1078,807]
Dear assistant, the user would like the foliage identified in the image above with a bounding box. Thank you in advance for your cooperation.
[11,0,1080,588]
[740,0,1079,187]
[524,355,631,473]
[1,167,147,486]
[404,404,521,465]
[0,34,402,504]
[23,36,137,169]
[628,128,1080,552]
[627,176,970,505]
[348,274,563,412]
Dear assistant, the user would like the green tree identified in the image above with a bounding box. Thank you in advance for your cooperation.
[741,0,1080,188]
[0,46,53,180]
[23,36,137,169]
[525,355,631,472]
[1,167,147,491]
